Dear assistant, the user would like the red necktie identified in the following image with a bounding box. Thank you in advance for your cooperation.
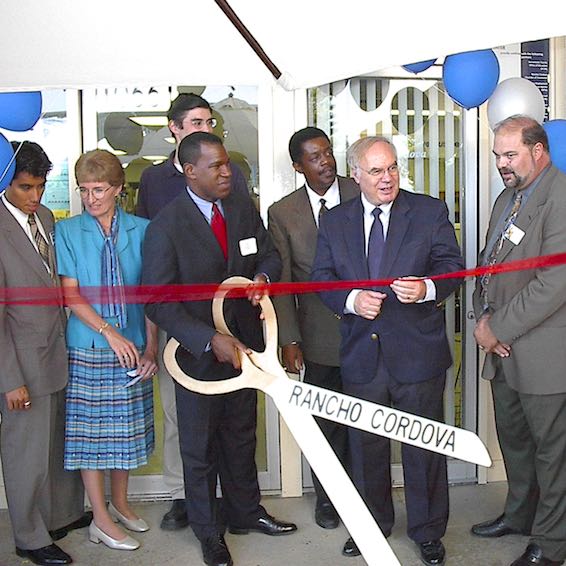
[211,203,228,260]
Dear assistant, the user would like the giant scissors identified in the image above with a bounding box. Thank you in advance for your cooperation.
[164,277,491,566]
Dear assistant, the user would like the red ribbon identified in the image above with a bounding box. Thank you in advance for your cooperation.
[2,251,565,307]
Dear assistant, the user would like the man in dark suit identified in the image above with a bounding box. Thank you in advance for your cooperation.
[142,132,296,566]
[0,142,89,566]
[471,116,566,566]
[311,136,463,566]
[268,127,358,530]
[136,93,250,531]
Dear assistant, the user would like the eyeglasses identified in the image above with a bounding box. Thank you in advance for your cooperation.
[357,164,399,179]
[75,185,115,199]
[190,118,217,129]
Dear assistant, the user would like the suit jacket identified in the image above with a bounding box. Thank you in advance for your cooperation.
[311,189,463,385]
[142,189,281,381]
[473,165,566,394]
[0,202,68,396]
[268,176,359,366]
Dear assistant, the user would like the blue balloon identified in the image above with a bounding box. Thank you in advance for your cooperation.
[0,91,42,131]
[0,133,16,191]
[402,59,437,74]
[543,120,566,175]
[442,50,500,109]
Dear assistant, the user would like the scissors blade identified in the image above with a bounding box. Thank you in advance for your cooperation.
[267,379,401,566]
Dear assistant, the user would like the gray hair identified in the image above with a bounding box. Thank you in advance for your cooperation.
[347,136,398,171]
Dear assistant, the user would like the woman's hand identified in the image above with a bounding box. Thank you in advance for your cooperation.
[102,326,141,369]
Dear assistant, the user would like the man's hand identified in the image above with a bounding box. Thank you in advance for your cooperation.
[390,276,426,304]
[281,343,304,374]
[247,274,269,307]
[5,385,31,411]
[354,290,387,320]
[474,314,511,358]
[211,333,252,370]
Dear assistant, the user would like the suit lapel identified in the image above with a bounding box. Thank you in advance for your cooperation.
[380,191,411,276]
[344,198,368,280]
[0,202,53,286]
[496,169,553,264]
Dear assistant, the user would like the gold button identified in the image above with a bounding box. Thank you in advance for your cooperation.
[371,333,378,341]
[115,322,120,328]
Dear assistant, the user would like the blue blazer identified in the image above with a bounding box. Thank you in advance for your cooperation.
[55,209,149,348]
[311,190,464,385]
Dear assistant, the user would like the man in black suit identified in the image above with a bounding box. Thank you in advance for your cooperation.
[312,136,463,566]
[142,132,296,566]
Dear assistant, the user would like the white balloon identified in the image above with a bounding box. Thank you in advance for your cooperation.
[487,77,545,130]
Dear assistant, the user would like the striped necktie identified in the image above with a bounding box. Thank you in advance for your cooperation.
[28,213,54,276]
[480,191,523,311]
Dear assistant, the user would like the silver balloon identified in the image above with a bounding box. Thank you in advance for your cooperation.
[487,77,545,130]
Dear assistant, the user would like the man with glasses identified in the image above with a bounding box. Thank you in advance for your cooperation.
[311,136,463,565]
[136,92,251,531]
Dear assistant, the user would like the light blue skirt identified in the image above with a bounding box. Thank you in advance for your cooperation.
[64,347,154,470]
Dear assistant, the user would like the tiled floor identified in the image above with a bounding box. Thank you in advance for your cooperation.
[0,482,532,566]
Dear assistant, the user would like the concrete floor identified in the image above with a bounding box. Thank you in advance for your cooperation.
[0,482,532,566]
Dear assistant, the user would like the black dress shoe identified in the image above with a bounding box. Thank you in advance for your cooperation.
[49,511,93,541]
[315,501,339,529]
[229,513,297,536]
[510,544,565,565]
[342,537,361,557]
[160,499,189,530]
[418,540,446,566]
[16,543,73,565]
[471,514,526,538]
[200,534,233,566]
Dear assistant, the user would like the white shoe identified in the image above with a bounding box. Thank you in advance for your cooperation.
[88,521,140,550]
[108,502,150,532]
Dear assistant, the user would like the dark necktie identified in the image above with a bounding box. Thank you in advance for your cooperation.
[28,214,54,276]
[211,203,228,260]
[367,208,384,279]
[318,198,329,226]
[480,191,523,310]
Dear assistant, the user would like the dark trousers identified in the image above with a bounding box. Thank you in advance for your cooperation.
[303,359,350,506]
[343,357,448,543]
[175,382,263,541]
[492,368,566,561]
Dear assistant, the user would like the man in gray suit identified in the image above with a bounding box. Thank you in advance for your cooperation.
[471,116,566,566]
[268,127,359,534]
[0,142,88,566]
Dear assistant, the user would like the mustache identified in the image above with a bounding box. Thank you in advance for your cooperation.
[499,168,515,175]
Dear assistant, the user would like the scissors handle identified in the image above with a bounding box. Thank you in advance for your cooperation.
[163,276,279,395]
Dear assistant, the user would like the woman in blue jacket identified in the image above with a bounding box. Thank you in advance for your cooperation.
[56,150,157,551]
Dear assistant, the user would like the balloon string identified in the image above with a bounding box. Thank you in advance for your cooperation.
[1,250,565,307]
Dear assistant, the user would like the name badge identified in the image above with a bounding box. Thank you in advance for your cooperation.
[239,237,258,256]
[504,223,525,245]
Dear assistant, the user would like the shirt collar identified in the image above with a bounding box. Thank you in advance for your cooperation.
[305,177,340,211]
[360,192,394,218]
